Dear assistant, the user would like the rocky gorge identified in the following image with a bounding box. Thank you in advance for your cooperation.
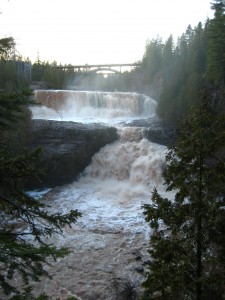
[21,90,177,299]
[27,118,176,190]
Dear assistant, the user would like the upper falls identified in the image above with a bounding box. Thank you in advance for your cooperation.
[31,90,156,123]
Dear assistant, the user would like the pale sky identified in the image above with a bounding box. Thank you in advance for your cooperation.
[0,0,213,65]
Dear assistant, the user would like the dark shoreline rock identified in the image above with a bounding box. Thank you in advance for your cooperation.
[126,117,177,146]
[27,120,118,189]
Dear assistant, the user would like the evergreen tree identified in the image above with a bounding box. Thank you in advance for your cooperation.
[0,37,30,91]
[0,37,15,60]
[0,90,81,299]
[142,37,163,84]
[207,0,225,87]
[0,38,81,299]
[142,91,225,299]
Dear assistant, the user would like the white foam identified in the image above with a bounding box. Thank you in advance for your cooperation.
[30,90,156,125]
[26,90,172,299]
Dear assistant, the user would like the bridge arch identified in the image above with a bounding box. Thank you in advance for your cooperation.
[89,67,121,74]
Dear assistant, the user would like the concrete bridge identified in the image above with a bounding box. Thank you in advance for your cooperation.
[55,63,141,75]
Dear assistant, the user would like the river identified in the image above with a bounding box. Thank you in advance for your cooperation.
[28,91,171,300]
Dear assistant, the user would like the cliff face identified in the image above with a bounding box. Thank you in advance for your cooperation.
[27,120,118,189]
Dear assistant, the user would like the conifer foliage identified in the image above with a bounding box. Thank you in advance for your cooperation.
[142,91,225,299]
[0,39,81,299]
[0,37,15,60]
[207,0,225,87]
[0,92,81,299]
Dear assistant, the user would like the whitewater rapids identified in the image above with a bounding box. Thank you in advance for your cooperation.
[25,90,171,299]
[27,137,168,300]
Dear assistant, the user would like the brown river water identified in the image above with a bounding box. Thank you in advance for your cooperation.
[12,91,173,299]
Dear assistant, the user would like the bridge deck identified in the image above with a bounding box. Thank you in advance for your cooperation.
[55,63,141,69]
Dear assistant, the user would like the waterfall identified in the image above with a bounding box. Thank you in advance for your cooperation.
[26,90,170,299]
[30,90,156,123]
[28,133,167,300]
[82,138,164,188]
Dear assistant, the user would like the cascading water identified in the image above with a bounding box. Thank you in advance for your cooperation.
[30,90,156,124]
[28,90,170,300]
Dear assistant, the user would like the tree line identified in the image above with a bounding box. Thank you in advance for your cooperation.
[139,0,225,124]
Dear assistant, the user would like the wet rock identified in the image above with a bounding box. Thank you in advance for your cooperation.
[126,117,177,146]
[26,120,118,189]
[135,266,144,273]
[135,255,142,261]
[142,259,151,266]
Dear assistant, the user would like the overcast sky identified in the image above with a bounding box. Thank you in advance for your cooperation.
[0,0,213,65]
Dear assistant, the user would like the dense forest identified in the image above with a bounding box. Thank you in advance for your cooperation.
[0,0,225,299]
[141,2,225,299]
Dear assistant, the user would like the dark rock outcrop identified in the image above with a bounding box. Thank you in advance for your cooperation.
[27,120,118,189]
[126,117,177,146]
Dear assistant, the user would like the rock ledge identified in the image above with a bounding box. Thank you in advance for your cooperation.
[27,120,118,189]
